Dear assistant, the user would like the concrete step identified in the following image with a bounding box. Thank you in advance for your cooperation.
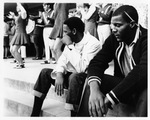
[4,78,135,117]
[3,58,114,103]
[3,87,70,117]
[3,58,67,102]
[3,59,136,117]
[4,78,67,102]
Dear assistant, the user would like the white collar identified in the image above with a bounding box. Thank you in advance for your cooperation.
[129,26,140,46]
[75,32,90,46]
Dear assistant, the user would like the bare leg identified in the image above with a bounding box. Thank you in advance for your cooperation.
[11,45,23,65]
[53,38,63,61]
[20,46,26,59]
[49,39,56,63]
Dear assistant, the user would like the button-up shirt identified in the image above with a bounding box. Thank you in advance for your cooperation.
[51,32,101,79]
[121,26,140,76]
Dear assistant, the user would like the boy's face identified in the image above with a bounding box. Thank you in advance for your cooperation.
[110,14,132,43]
[62,24,73,45]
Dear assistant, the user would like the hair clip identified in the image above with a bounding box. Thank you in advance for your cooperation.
[124,11,138,26]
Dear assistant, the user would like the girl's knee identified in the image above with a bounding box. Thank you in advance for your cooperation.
[10,48,15,55]
[54,46,61,52]
[11,45,19,55]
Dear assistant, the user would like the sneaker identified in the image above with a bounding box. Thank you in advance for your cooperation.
[51,58,56,64]
[10,59,17,63]
[41,60,50,64]
[14,64,25,69]
[22,58,25,63]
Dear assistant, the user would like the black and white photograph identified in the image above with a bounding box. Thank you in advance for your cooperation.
[1,0,149,119]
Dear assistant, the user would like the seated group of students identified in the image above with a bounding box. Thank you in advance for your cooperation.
[30,5,147,117]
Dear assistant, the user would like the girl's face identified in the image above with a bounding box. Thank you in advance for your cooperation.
[43,4,50,12]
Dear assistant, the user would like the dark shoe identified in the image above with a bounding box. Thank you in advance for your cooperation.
[14,64,25,69]
[32,57,42,60]
[41,60,50,64]
[3,57,8,59]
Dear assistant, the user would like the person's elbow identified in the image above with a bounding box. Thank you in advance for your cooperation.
[21,13,27,19]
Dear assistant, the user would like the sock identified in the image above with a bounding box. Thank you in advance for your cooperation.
[31,96,44,117]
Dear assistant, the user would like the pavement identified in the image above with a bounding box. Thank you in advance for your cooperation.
[3,57,56,83]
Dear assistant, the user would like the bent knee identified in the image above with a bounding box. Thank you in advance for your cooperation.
[68,73,86,86]
[41,68,53,75]
[69,73,79,81]
[10,47,14,53]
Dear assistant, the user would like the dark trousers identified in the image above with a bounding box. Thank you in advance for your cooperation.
[4,36,10,58]
[34,68,87,106]
[77,74,147,117]
[31,27,44,58]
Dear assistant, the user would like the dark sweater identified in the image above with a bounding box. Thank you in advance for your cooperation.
[87,26,147,103]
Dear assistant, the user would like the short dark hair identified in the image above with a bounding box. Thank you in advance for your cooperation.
[64,17,85,33]
[112,5,138,23]
[83,3,90,9]
[43,3,51,6]
[43,3,54,9]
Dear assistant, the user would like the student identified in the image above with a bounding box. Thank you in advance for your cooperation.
[3,16,10,59]
[41,3,55,64]
[30,10,44,60]
[77,5,147,117]
[97,3,113,46]
[49,3,76,62]
[7,3,30,68]
[83,3,99,39]
[30,17,101,116]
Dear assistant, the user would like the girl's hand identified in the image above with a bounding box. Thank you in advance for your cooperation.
[7,11,15,19]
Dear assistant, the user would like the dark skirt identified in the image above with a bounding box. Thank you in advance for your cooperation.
[10,32,30,46]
